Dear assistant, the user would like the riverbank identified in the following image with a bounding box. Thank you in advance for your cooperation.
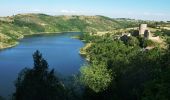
[24,31,81,37]
[0,42,19,50]
[0,31,81,50]
[79,43,92,61]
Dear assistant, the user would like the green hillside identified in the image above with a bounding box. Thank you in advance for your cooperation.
[0,13,156,49]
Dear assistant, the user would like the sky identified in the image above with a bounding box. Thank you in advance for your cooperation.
[0,0,170,21]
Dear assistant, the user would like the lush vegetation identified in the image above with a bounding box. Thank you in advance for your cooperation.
[79,33,170,100]
[80,61,113,93]
[155,29,170,36]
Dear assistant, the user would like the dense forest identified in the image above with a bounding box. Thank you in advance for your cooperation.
[79,33,170,100]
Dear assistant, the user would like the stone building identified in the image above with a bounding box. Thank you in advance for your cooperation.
[139,24,151,39]
[139,24,147,35]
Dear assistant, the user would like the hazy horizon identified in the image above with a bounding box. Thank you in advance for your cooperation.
[0,0,170,21]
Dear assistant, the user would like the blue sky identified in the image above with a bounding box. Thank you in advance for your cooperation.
[0,0,170,21]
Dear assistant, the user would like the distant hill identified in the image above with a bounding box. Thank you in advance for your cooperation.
[0,13,157,49]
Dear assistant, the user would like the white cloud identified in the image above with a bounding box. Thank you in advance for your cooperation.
[16,9,41,13]
[60,9,76,13]
[59,9,95,15]
[143,12,166,16]
[32,9,41,12]
[110,11,170,21]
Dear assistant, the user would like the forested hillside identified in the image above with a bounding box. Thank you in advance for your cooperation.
[79,33,170,100]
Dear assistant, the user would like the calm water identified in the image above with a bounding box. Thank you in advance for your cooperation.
[0,32,85,98]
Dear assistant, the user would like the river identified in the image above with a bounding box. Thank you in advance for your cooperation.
[0,32,85,98]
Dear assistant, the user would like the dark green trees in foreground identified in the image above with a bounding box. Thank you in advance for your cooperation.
[13,50,66,100]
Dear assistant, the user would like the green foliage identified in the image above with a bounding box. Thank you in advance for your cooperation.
[143,39,155,48]
[13,18,45,32]
[117,48,163,100]
[80,61,112,92]
[80,33,170,100]
[137,37,155,48]
[162,29,170,36]
[1,13,158,48]
[141,43,170,100]
[154,29,170,36]
[122,36,140,46]
[80,35,141,97]
[79,33,96,43]
[13,50,66,100]
[155,30,163,36]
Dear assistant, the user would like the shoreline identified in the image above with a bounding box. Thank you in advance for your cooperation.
[0,31,81,50]
[79,43,92,61]
[24,31,81,37]
[0,42,19,50]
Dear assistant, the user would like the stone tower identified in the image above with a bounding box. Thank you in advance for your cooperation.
[139,24,147,35]
[139,24,151,39]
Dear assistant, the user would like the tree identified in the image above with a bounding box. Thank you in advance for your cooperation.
[13,50,66,100]
[141,40,170,100]
[127,36,140,46]
[143,39,155,48]
[80,60,113,93]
